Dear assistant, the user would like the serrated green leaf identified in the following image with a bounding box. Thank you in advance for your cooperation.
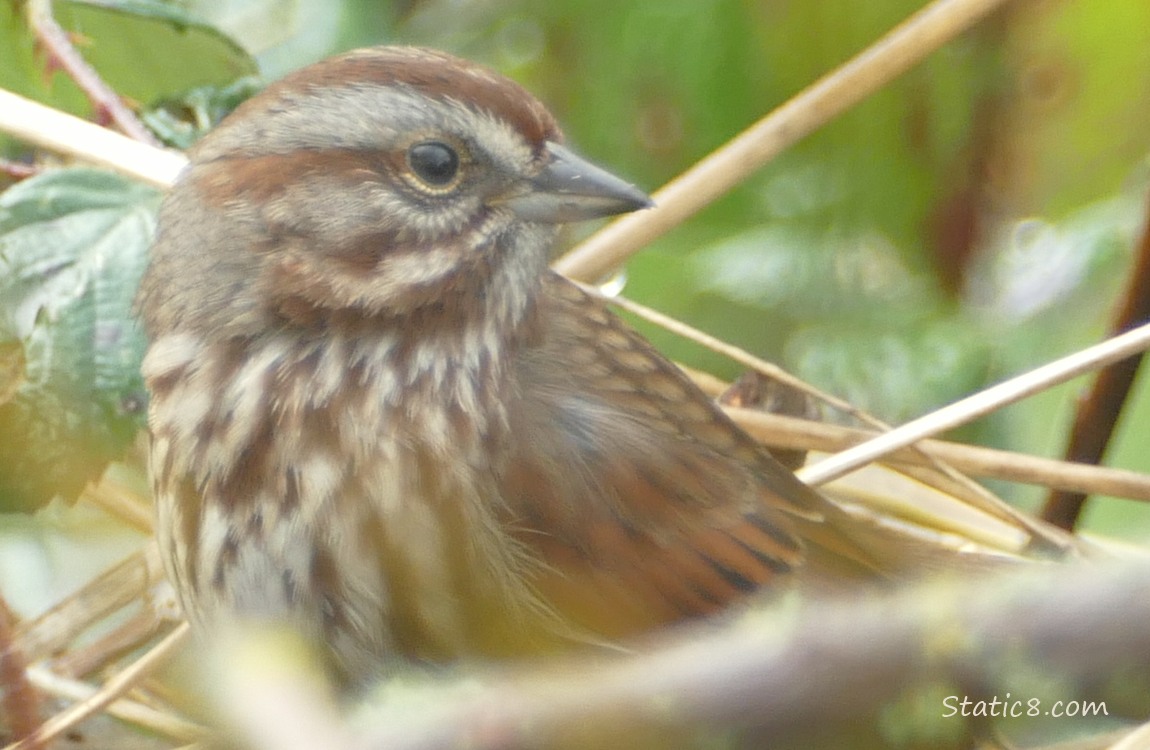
[0,168,159,512]
[0,0,256,151]
[55,0,257,105]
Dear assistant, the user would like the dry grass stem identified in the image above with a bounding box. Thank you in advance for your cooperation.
[81,475,155,534]
[6,623,193,750]
[798,322,1150,486]
[554,0,1016,282]
[729,408,1150,502]
[23,662,205,743]
[14,546,166,661]
[593,288,866,419]
[48,610,165,679]
[0,88,184,187]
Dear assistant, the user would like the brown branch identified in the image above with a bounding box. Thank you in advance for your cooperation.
[0,595,41,749]
[0,88,185,187]
[25,0,160,146]
[8,624,191,750]
[213,560,1150,750]
[0,159,39,181]
[1042,187,1150,530]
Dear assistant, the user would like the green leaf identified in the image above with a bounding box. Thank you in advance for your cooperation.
[0,169,159,512]
[55,0,258,105]
[0,0,256,149]
[142,76,262,148]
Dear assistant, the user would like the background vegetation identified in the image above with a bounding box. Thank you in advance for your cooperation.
[2,0,1149,586]
[2,1,1150,744]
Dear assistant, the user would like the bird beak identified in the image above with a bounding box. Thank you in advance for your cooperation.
[499,142,653,223]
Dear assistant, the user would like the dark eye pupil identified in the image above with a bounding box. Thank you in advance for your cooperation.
[408,141,459,186]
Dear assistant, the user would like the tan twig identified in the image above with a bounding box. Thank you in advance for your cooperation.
[49,610,165,679]
[594,287,866,419]
[554,0,1014,282]
[728,408,1150,503]
[798,322,1150,486]
[81,472,154,534]
[14,546,166,662]
[22,658,204,744]
[7,623,193,750]
[0,88,185,187]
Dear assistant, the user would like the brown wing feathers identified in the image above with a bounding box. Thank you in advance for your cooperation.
[497,273,873,639]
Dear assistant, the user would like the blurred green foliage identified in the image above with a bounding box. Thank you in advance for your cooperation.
[1,0,1150,538]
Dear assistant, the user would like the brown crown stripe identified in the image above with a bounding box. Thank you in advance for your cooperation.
[254,47,561,149]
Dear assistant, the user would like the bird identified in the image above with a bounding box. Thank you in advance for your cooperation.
[137,45,986,687]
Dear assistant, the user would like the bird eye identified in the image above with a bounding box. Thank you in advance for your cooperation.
[406,141,460,189]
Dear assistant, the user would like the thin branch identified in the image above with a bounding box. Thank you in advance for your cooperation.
[0,595,41,749]
[23,663,205,743]
[25,0,159,145]
[798,322,1150,486]
[593,287,866,420]
[0,88,185,188]
[7,623,192,750]
[214,560,1150,750]
[727,408,1150,502]
[554,0,1015,282]
[14,546,166,663]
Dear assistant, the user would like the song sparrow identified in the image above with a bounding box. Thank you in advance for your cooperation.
[138,46,881,684]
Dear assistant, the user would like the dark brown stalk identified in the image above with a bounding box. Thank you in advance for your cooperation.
[1042,188,1150,530]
